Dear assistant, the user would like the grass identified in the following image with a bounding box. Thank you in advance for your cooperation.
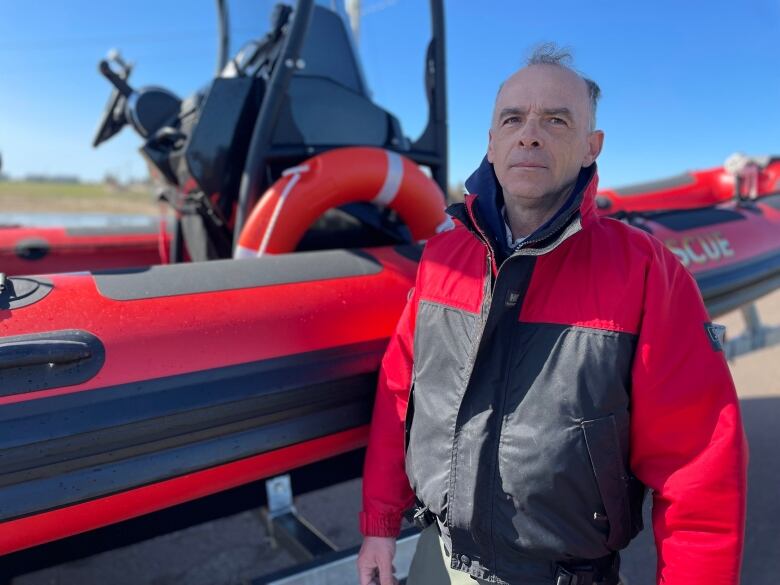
[0,181,159,214]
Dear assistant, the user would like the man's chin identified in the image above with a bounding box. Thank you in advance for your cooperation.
[502,180,550,201]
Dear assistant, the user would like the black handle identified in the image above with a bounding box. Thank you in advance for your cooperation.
[0,339,91,369]
[0,330,105,397]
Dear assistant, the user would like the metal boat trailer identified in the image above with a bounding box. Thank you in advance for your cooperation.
[252,474,419,585]
[723,303,780,360]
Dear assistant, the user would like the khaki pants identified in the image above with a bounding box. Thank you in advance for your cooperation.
[406,524,489,585]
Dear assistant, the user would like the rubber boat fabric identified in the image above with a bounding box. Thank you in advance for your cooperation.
[234,147,451,257]
[360,157,747,584]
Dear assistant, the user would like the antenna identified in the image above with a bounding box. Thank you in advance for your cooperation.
[216,0,230,75]
[345,0,361,44]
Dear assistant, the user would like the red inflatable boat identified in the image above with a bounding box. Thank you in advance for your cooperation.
[0,223,166,276]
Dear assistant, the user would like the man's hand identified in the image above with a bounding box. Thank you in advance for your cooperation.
[357,536,397,585]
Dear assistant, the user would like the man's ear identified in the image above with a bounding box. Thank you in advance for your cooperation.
[487,129,495,164]
[583,130,604,167]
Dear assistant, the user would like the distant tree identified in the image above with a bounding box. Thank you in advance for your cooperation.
[24,174,79,183]
[103,172,121,191]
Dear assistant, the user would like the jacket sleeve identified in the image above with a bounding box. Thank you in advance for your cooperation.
[359,282,419,537]
[630,243,748,585]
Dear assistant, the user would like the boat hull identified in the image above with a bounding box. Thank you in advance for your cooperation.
[630,195,780,317]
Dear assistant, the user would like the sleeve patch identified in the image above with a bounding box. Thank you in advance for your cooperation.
[704,322,726,352]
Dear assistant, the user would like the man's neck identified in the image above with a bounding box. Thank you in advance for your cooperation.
[504,183,576,241]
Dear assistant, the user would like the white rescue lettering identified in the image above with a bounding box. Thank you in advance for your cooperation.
[664,232,735,268]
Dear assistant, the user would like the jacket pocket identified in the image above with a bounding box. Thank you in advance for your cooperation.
[580,414,632,550]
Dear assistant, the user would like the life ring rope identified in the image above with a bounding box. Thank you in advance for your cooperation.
[255,165,310,257]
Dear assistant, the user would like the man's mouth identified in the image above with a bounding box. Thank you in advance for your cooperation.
[511,162,547,169]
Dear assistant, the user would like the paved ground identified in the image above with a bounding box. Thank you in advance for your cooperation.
[13,290,780,585]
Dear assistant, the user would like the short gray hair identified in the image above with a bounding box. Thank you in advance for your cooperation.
[526,43,601,131]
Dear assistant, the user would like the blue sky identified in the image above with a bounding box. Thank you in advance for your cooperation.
[0,0,778,190]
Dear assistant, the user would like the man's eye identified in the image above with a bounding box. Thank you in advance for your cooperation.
[502,116,520,125]
[549,117,568,126]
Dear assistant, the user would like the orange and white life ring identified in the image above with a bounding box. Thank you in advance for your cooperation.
[234,147,452,257]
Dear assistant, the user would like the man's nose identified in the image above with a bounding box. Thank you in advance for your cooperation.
[517,119,543,148]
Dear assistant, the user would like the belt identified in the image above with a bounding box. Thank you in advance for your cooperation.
[426,514,620,585]
[554,555,621,585]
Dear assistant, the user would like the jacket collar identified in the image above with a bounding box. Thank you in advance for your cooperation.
[449,156,600,260]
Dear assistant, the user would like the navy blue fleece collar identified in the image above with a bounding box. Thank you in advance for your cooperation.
[464,155,584,259]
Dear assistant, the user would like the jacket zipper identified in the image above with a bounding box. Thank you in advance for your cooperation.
[516,203,580,249]
[511,165,596,249]
[462,195,582,267]
[484,251,535,572]
[464,199,498,278]
[446,185,592,566]
[447,249,524,547]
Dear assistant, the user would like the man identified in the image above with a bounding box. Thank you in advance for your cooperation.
[357,45,747,585]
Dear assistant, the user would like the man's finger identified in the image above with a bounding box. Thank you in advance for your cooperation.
[357,561,377,585]
[377,555,395,585]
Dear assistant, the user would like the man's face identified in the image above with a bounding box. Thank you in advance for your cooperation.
[488,65,604,205]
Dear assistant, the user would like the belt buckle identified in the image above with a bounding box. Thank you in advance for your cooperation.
[554,566,594,585]
[412,505,433,530]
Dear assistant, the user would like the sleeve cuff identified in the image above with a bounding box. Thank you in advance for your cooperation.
[359,510,404,537]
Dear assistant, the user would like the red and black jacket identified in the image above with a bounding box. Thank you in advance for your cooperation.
[361,161,747,584]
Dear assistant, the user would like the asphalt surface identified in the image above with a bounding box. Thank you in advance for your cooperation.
[12,291,780,585]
